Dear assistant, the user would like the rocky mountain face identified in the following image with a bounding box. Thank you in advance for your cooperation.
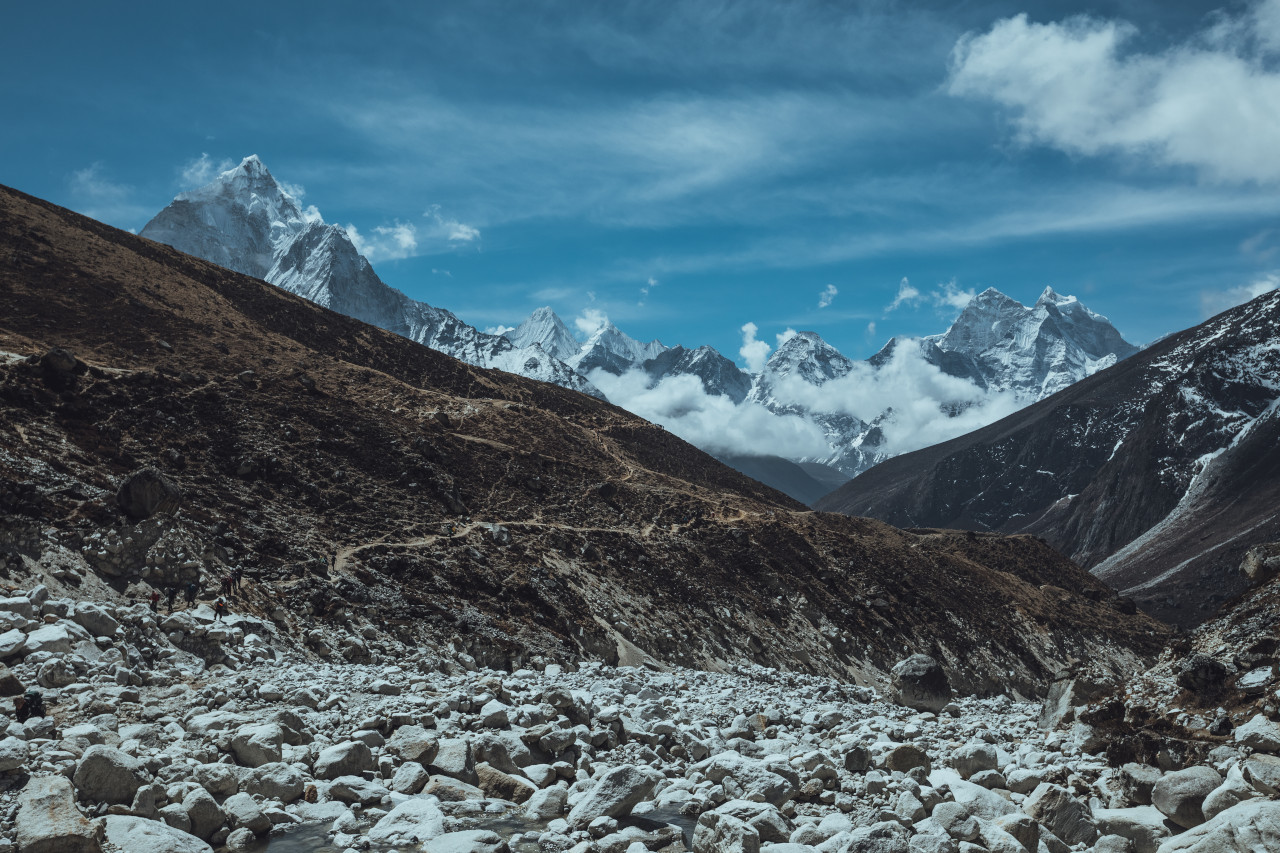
[10,182,1279,853]
[141,156,600,399]
[818,289,1280,628]
[925,287,1140,398]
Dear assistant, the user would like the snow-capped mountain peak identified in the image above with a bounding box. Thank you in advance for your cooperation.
[568,320,667,375]
[140,156,601,399]
[762,331,854,385]
[504,307,581,362]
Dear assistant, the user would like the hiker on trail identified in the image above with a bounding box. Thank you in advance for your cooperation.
[14,689,44,723]
[214,597,228,621]
[220,575,232,597]
[230,567,243,592]
[149,589,160,612]
[165,586,177,612]
[184,581,198,606]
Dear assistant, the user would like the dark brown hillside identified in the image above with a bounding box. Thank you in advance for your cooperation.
[0,183,1167,695]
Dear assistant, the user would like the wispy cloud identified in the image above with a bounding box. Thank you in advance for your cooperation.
[180,153,235,187]
[886,277,921,312]
[817,283,838,308]
[949,3,1280,183]
[1200,272,1279,317]
[344,220,418,262]
[574,307,609,337]
[639,276,658,305]
[932,279,976,312]
[344,205,479,262]
[67,163,148,226]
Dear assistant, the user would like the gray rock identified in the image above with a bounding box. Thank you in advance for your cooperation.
[103,814,212,853]
[1234,715,1280,754]
[430,737,478,784]
[230,722,284,768]
[1024,782,1098,846]
[1243,753,1280,795]
[694,811,761,853]
[424,775,487,802]
[846,820,910,853]
[23,622,92,655]
[952,743,998,780]
[368,797,446,843]
[932,802,981,843]
[1092,806,1172,853]
[116,467,182,519]
[1152,766,1223,829]
[1202,768,1261,822]
[567,764,663,827]
[182,787,225,841]
[73,744,150,805]
[226,826,257,853]
[422,829,510,853]
[890,654,952,713]
[223,791,272,834]
[328,774,390,805]
[697,753,799,806]
[244,762,304,802]
[313,739,374,780]
[158,803,193,834]
[0,735,28,771]
[391,761,430,794]
[0,628,24,658]
[1155,799,1280,852]
[71,603,120,638]
[476,761,537,804]
[388,724,438,763]
[525,785,568,821]
[16,775,102,853]
[192,762,241,796]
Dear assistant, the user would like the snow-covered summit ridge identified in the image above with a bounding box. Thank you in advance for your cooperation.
[141,157,601,398]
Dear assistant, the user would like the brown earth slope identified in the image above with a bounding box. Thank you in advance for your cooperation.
[0,184,1168,696]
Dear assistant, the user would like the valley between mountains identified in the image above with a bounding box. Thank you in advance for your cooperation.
[4,180,1280,853]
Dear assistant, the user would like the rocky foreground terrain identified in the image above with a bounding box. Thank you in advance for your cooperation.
[0,566,1277,853]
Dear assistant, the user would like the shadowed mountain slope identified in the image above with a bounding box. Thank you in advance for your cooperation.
[818,290,1280,628]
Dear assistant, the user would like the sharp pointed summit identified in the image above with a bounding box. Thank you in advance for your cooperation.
[140,156,601,398]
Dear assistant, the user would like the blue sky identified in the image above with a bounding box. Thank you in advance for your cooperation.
[5,0,1280,362]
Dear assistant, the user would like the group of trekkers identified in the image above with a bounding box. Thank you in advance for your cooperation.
[146,566,243,622]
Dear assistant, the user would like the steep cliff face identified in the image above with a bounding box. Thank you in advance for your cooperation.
[819,290,1280,627]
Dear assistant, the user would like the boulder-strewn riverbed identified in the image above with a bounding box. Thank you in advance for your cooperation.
[0,583,1277,853]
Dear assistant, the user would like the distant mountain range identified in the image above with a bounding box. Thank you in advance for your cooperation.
[141,156,1139,502]
[818,288,1280,627]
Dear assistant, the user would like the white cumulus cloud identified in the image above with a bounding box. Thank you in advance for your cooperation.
[575,307,610,337]
[344,220,419,262]
[739,322,771,373]
[587,369,831,459]
[931,279,977,312]
[485,324,516,336]
[948,4,1280,183]
[818,283,838,308]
